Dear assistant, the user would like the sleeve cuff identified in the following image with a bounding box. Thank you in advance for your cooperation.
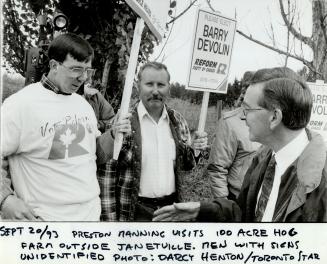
[197,201,222,222]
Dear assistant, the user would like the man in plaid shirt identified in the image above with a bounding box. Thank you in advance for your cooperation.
[97,62,207,221]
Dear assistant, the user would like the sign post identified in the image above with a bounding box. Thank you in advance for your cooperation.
[113,17,144,160]
[186,9,236,155]
[113,0,170,160]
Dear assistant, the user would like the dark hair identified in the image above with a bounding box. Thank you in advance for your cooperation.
[248,67,312,130]
[137,61,170,83]
[47,33,94,63]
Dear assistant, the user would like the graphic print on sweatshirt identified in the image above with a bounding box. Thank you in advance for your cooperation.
[40,114,95,160]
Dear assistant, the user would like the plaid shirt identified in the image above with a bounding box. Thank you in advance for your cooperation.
[97,104,196,221]
[40,74,71,95]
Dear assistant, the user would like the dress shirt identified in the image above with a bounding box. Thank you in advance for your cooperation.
[137,102,176,198]
[259,129,309,221]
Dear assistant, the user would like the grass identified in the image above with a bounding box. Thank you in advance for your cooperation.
[167,98,223,202]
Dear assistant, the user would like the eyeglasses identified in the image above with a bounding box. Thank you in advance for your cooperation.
[241,105,265,116]
[58,62,95,78]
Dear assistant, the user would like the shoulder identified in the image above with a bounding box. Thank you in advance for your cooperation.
[2,82,43,106]
[85,87,99,96]
[296,130,327,190]
[72,93,92,106]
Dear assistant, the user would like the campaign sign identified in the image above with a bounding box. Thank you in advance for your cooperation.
[186,9,236,93]
[307,81,327,143]
[125,0,170,42]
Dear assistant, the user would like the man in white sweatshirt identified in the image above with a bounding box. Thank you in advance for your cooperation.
[0,33,130,221]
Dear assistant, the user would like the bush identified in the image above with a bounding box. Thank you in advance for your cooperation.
[2,73,25,102]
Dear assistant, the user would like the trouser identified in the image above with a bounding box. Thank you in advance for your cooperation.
[134,193,177,221]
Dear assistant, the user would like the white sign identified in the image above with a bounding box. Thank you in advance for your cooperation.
[125,0,170,42]
[307,80,327,143]
[1,222,327,263]
[187,9,236,93]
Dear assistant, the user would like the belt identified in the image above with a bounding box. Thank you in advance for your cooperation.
[137,193,177,209]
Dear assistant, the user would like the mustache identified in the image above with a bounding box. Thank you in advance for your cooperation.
[148,95,163,101]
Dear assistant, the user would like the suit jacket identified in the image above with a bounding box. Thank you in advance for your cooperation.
[97,103,196,221]
[198,130,327,222]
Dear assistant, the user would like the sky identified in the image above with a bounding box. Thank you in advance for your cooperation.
[150,0,313,85]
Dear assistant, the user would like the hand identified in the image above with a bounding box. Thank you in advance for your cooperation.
[152,202,201,221]
[192,131,208,150]
[112,111,132,138]
[1,195,41,221]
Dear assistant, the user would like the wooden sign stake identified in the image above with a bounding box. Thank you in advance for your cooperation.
[194,91,210,156]
[113,17,145,160]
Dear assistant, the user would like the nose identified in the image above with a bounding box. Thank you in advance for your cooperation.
[152,85,159,94]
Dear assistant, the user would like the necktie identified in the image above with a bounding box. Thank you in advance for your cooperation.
[255,155,276,221]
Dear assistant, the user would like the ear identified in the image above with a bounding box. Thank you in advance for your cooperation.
[269,108,282,130]
[49,59,58,71]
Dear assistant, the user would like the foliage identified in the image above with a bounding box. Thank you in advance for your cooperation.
[235,0,327,82]
[2,0,50,74]
[3,0,159,110]
[169,78,243,109]
[297,66,316,82]
[1,73,25,102]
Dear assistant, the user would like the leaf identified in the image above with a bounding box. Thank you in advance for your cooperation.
[170,1,176,8]
[115,37,124,45]
[127,22,133,30]
[60,128,76,147]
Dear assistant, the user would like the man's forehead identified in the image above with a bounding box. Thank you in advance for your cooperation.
[140,67,169,79]
[64,54,92,67]
[243,83,264,105]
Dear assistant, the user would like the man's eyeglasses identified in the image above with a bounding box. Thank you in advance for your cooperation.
[58,62,95,78]
[241,105,265,116]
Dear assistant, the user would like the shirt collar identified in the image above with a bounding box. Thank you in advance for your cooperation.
[274,129,309,173]
[137,101,168,122]
[40,74,71,95]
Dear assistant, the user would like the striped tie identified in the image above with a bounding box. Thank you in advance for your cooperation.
[255,155,276,221]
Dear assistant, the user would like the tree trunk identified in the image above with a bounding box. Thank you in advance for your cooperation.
[312,0,327,81]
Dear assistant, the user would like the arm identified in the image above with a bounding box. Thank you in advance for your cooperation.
[96,112,132,164]
[0,158,14,207]
[1,100,39,220]
[95,92,115,133]
[207,118,238,198]
[152,199,242,222]
[173,110,207,171]
[96,130,115,165]
[197,199,242,222]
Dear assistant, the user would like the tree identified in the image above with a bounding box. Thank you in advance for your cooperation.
[164,0,326,82]
[234,0,327,81]
[3,0,158,110]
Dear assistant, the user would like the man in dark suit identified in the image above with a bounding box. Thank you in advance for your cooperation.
[153,67,327,222]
